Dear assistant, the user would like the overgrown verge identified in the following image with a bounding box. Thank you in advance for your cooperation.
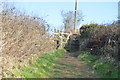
[8,49,66,78]
[78,51,119,78]
[79,23,119,60]
[1,4,56,78]
[76,23,119,78]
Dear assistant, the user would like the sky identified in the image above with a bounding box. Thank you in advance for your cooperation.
[7,1,118,31]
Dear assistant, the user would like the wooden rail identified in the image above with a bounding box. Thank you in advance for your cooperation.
[46,32,70,35]
[46,31,80,49]
[46,32,72,48]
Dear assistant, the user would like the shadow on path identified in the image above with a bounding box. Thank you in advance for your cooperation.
[50,52,99,78]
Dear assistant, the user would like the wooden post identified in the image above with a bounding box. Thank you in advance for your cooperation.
[74,0,78,32]
[118,1,120,25]
[60,33,62,48]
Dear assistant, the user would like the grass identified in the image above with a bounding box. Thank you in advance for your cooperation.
[12,49,66,78]
[78,51,119,78]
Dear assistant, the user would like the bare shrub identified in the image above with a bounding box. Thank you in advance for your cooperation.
[1,4,56,77]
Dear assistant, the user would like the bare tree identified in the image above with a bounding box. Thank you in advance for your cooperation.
[61,10,83,32]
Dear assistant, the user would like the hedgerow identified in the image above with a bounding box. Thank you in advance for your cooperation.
[1,3,56,77]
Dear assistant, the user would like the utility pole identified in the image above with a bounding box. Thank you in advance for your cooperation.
[118,1,120,25]
[74,0,78,31]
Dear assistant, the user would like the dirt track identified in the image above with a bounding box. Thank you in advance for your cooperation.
[50,53,99,78]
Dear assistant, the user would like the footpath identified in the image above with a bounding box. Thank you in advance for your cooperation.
[50,52,99,78]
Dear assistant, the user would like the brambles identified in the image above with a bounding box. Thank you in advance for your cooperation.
[77,23,119,78]
[1,4,56,78]
[79,23,119,60]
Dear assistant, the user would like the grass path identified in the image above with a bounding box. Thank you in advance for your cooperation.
[50,53,99,78]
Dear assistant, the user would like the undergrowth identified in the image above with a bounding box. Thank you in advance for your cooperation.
[11,49,66,78]
[78,51,119,78]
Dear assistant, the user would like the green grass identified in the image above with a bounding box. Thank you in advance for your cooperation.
[12,49,66,78]
[78,51,119,78]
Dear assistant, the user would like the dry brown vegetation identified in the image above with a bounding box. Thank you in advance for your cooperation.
[1,5,56,77]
